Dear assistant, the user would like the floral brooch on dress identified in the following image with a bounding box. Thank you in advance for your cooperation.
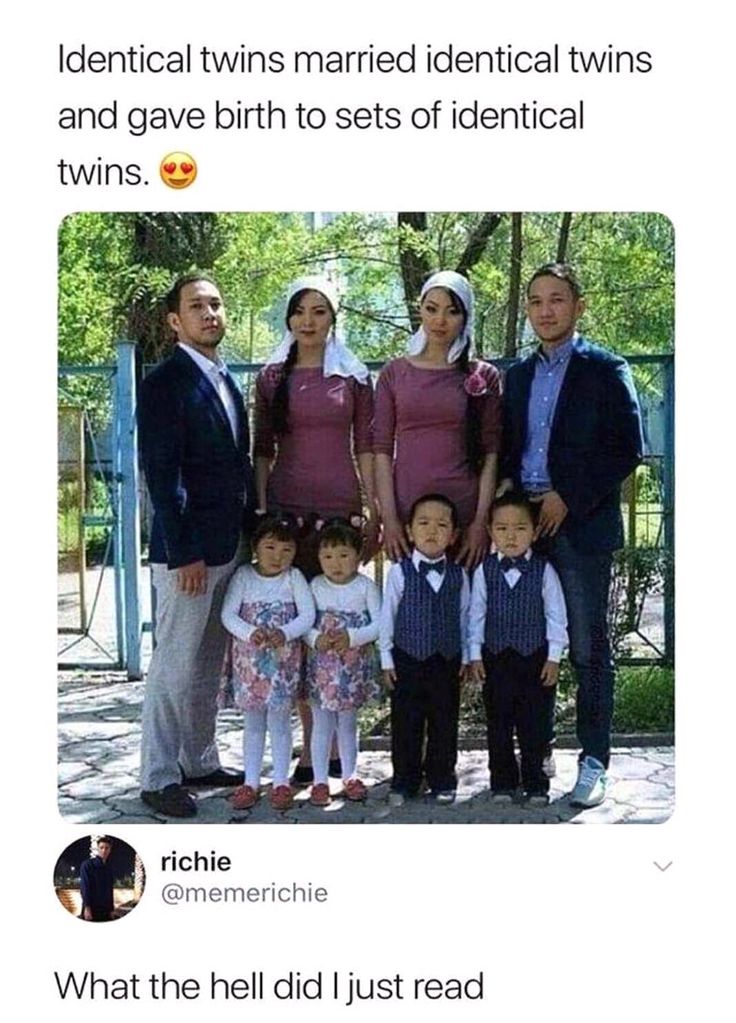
[264,364,285,386]
[464,363,492,397]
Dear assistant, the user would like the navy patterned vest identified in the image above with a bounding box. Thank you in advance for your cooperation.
[394,557,464,661]
[483,552,547,656]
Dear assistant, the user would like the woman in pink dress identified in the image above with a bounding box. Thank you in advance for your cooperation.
[375,270,502,568]
[253,276,377,782]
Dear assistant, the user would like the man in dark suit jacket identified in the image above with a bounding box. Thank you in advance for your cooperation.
[79,836,114,921]
[500,263,643,808]
[138,274,256,816]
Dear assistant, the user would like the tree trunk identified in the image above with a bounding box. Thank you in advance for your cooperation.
[556,212,573,263]
[456,213,503,277]
[397,211,504,332]
[397,212,430,331]
[504,213,523,358]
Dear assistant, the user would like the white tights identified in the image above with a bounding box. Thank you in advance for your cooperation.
[243,706,292,787]
[310,706,359,784]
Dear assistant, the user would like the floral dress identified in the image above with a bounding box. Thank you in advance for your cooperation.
[307,609,379,711]
[218,565,315,712]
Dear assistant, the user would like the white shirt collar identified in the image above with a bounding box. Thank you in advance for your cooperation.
[178,342,228,377]
[495,548,532,562]
[411,549,447,569]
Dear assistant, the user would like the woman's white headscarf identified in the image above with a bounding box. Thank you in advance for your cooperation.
[406,270,475,364]
[264,275,370,384]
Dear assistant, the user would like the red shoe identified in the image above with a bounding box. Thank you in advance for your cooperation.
[309,783,331,807]
[343,778,367,801]
[231,784,258,810]
[270,785,294,811]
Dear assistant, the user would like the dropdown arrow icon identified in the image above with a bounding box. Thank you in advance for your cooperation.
[654,861,672,872]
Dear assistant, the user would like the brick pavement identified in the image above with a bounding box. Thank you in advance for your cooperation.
[58,673,674,825]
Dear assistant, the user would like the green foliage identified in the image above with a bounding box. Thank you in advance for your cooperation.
[359,663,674,737]
[608,546,671,660]
[357,696,390,738]
[58,211,674,367]
[569,214,674,353]
[612,666,674,732]
[58,460,113,565]
[58,213,133,365]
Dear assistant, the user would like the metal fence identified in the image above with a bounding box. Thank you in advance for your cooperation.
[58,346,143,673]
[58,347,673,678]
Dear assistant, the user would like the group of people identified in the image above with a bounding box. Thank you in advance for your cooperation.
[137,262,643,818]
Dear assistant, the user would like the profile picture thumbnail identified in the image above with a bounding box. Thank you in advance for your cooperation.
[53,834,145,921]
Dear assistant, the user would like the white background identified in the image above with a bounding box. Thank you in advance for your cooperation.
[2,1,733,1018]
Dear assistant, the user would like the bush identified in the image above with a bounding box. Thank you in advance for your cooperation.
[357,664,674,737]
[612,666,674,732]
[554,663,673,733]
[608,547,671,660]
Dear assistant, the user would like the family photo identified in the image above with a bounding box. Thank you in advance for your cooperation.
[57,211,674,824]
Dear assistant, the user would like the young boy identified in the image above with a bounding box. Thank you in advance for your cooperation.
[379,494,470,805]
[469,491,568,805]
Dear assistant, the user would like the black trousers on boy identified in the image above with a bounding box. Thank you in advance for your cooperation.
[390,648,461,795]
[482,645,555,796]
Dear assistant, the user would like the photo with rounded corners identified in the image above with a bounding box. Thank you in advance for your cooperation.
[57,210,674,825]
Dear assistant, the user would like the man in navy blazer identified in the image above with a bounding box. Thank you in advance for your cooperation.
[500,263,643,808]
[138,274,256,817]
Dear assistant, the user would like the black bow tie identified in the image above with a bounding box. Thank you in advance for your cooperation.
[499,556,529,573]
[419,558,446,577]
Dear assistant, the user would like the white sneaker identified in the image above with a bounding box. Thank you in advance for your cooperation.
[387,791,405,807]
[570,756,607,808]
[434,790,456,805]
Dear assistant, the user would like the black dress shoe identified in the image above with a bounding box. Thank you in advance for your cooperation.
[180,767,244,787]
[141,783,197,817]
[290,764,314,786]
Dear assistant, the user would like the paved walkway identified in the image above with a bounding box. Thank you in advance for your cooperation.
[58,673,674,825]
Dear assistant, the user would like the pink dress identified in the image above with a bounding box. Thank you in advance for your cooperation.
[254,365,374,519]
[374,358,502,527]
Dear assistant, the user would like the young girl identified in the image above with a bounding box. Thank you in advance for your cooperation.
[219,514,315,811]
[305,520,381,806]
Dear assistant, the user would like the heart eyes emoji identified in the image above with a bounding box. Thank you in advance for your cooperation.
[159,152,197,189]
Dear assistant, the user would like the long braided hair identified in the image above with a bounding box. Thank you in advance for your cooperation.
[419,286,484,473]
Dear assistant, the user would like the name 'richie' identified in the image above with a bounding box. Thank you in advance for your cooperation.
[161,850,231,871]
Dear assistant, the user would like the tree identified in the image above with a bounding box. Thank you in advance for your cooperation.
[504,213,523,357]
[58,211,674,370]
[556,212,573,262]
[125,213,227,362]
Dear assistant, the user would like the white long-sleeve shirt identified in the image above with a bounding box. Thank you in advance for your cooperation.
[378,550,471,670]
[221,564,315,643]
[177,342,240,444]
[468,550,568,662]
[306,573,381,649]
